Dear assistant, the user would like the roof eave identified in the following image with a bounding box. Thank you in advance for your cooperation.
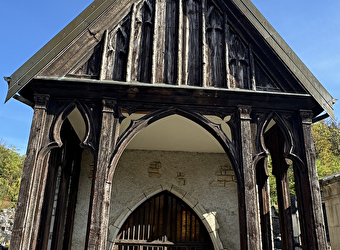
[5,0,111,102]
[231,0,335,120]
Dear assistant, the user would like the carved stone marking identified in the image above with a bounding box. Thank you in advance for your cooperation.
[177,172,186,186]
[210,165,236,187]
[88,161,95,179]
[148,161,162,178]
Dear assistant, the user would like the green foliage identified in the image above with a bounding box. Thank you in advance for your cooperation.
[268,120,340,205]
[312,120,340,179]
[267,119,340,206]
[267,157,295,206]
[0,142,24,209]
[267,157,277,206]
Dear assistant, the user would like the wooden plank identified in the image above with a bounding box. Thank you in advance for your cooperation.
[238,105,261,250]
[256,158,272,250]
[265,126,294,249]
[248,44,256,91]
[35,149,61,250]
[126,3,137,82]
[205,2,225,87]
[182,0,202,86]
[86,98,120,250]
[202,0,207,88]
[224,13,231,89]
[177,0,183,85]
[152,0,166,84]
[300,110,328,249]
[100,30,109,80]
[10,94,51,250]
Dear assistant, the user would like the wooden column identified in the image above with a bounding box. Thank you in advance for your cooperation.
[266,126,294,250]
[256,157,273,250]
[238,106,261,250]
[300,110,327,249]
[10,94,50,250]
[275,168,294,250]
[86,99,120,250]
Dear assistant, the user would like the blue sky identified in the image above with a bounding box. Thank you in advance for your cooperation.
[0,0,339,154]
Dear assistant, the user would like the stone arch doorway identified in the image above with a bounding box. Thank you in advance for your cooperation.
[113,191,214,250]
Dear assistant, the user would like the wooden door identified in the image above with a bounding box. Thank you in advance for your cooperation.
[114,192,214,250]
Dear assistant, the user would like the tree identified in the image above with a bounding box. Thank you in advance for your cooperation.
[312,119,340,179]
[0,142,24,209]
[267,120,340,206]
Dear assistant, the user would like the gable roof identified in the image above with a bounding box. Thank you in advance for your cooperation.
[4,0,335,120]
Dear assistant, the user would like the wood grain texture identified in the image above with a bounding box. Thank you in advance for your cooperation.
[9,1,331,249]
[300,110,328,250]
[10,94,50,250]
[238,105,261,250]
[86,99,120,250]
[205,2,225,87]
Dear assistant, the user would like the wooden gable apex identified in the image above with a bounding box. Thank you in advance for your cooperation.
[4,0,335,119]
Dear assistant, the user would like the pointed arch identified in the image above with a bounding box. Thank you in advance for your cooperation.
[51,100,96,155]
[256,112,304,250]
[107,107,240,186]
[257,112,304,169]
[254,112,307,250]
[33,100,96,250]
[108,187,223,250]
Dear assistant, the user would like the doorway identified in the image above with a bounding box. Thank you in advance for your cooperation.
[114,191,214,250]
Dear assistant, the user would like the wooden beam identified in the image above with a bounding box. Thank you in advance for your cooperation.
[238,105,261,250]
[265,127,295,249]
[10,94,50,250]
[256,157,273,250]
[300,110,328,249]
[86,98,120,250]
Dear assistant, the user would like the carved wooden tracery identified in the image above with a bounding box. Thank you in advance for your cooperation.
[10,89,328,250]
[9,0,329,249]
[67,0,295,93]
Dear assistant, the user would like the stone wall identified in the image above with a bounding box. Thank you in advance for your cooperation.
[106,149,240,250]
[71,149,240,250]
[0,208,15,248]
[320,172,340,249]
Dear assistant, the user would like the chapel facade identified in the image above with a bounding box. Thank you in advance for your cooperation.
[4,0,335,249]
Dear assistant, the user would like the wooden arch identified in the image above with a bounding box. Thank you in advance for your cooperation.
[51,100,97,155]
[107,107,240,185]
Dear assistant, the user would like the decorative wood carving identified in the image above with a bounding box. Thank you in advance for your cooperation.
[62,0,303,95]
[228,29,250,89]
[237,105,261,250]
[87,98,120,250]
[129,0,155,83]
[205,3,225,87]
[74,40,104,78]
[106,16,131,81]
[152,0,180,84]
[182,0,202,86]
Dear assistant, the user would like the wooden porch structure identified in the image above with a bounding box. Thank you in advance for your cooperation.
[4,0,334,249]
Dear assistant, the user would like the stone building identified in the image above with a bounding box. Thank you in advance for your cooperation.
[0,208,15,247]
[320,172,340,249]
[3,0,335,249]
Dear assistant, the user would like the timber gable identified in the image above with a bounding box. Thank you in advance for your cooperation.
[39,0,301,93]
[5,0,335,119]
